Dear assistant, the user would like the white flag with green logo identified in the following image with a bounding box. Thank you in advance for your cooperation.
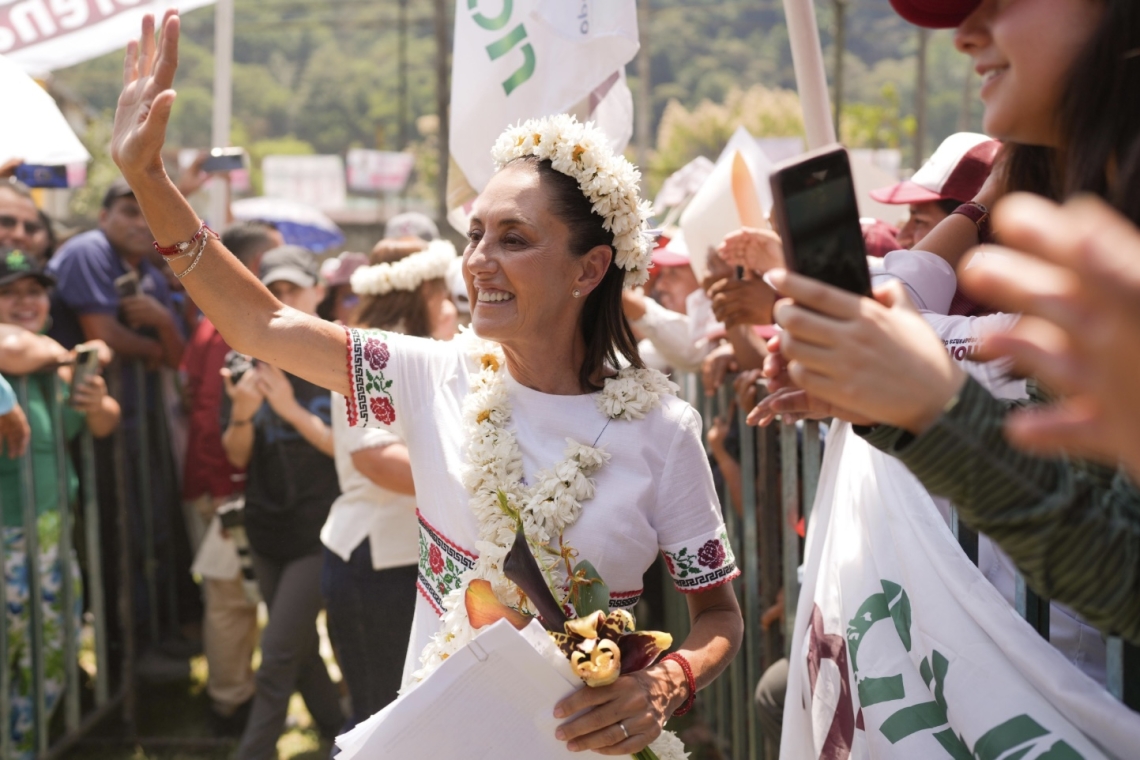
[782,422,1140,760]
[448,0,638,207]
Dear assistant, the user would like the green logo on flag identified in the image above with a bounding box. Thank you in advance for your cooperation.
[469,0,536,95]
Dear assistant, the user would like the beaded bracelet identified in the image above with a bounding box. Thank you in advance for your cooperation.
[173,226,218,280]
[154,222,215,257]
[661,652,696,717]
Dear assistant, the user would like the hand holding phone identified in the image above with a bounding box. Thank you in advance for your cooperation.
[768,145,871,296]
[201,148,248,174]
[70,347,100,401]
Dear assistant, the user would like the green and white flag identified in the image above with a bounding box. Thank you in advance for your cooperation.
[447,0,638,226]
[783,422,1140,760]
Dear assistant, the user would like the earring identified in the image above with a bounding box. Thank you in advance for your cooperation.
[572,289,581,298]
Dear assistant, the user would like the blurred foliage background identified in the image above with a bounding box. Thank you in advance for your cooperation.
[47,0,981,219]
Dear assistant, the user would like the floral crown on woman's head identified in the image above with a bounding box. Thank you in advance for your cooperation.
[350,239,458,296]
[491,114,653,288]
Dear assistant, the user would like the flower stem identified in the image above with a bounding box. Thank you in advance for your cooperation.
[632,749,660,760]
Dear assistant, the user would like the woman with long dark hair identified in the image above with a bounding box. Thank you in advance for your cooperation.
[761,0,1140,643]
[107,13,743,756]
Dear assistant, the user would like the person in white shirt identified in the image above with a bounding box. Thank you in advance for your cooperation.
[321,236,459,732]
[622,233,722,373]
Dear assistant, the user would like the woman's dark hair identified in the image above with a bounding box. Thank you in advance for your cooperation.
[1002,0,1140,224]
[511,156,643,392]
[36,209,57,261]
[353,237,447,338]
[935,198,964,216]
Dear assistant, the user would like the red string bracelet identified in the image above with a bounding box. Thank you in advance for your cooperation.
[661,652,696,717]
[154,222,215,258]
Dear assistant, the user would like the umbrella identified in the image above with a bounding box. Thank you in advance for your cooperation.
[0,53,90,167]
[231,197,345,253]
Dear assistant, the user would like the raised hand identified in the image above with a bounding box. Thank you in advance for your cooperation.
[717,227,784,275]
[111,10,180,182]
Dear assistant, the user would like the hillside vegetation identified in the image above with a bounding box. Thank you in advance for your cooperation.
[50,0,980,210]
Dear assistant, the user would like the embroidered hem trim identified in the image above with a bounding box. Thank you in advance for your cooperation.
[417,511,476,616]
[674,565,741,594]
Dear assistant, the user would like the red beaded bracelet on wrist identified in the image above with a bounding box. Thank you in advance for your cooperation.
[661,652,696,717]
[154,222,216,258]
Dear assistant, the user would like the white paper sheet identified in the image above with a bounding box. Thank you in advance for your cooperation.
[190,516,240,581]
[335,620,584,760]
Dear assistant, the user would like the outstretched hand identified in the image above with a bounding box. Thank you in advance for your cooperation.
[111,10,180,182]
[769,270,965,434]
[961,194,1140,477]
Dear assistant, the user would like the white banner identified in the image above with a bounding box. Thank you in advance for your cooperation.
[346,149,416,194]
[1,0,216,74]
[262,154,346,211]
[782,422,1140,760]
[449,0,640,194]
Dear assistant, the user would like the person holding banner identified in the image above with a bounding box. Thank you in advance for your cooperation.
[761,0,1140,648]
[108,11,742,756]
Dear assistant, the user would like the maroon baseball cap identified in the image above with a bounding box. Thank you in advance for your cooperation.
[651,234,691,268]
[889,0,980,28]
[871,133,1000,205]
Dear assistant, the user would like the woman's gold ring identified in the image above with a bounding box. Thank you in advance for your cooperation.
[618,721,629,739]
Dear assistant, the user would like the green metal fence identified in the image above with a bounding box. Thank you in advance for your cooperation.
[668,373,1139,760]
[0,359,208,758]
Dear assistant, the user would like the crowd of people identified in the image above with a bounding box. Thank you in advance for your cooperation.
[0,0,1136,756]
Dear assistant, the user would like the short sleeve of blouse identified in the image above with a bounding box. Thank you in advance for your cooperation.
[331,392,401,454]
[652,402,740,594]
[343,327,460,440]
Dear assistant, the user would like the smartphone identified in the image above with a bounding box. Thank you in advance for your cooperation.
[14,164,68,189]
[70,347,99,401]
[223,350,256,385]
[201,148,248,173]
[768,145,871,296]
[113,271,139,298]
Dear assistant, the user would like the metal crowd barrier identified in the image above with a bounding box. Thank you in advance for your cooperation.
[0,359,199,759]
[665,372,1138,760]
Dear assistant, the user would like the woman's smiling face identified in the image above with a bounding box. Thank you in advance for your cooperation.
[463,163,587,347]
[0,277,49,333]
[955,0,1105,147]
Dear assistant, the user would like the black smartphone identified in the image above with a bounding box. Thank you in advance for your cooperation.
[70,347,99,401]
[113,271,139,298]
[14,164,68,189]
[768,145,871,296]
[201,148,248,173]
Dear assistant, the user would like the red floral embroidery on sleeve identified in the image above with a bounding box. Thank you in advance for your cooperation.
[345,327,397,427]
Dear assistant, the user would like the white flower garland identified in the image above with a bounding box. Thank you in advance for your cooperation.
[350,239,458,296]
[491,114,655,288]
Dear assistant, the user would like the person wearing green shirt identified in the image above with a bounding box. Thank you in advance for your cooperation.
[0,247,119,759]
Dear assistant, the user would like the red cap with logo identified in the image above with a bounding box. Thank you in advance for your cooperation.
[888,0,981,28]
[870,133,1000,206]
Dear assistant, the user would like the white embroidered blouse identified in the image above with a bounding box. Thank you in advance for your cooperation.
[343,327,738,680]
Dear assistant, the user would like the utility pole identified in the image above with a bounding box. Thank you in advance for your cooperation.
[398,0,409,150]
[433,0,451,222]
[635,1,651,172]
[832,0,847,139]
[914,27,929,170]
[210,0,234,228]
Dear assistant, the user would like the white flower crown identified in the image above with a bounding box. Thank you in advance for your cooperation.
[491,114,653,288]
[350,239,458,296]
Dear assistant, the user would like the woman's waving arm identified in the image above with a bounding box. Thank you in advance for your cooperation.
[110,11,349,396]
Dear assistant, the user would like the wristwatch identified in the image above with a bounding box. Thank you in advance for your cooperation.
[951,201,992,244]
